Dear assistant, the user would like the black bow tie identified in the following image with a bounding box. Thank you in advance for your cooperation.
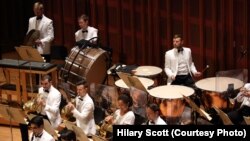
[35,133,43,138]
[44,89,49,93]
[36,16,42,20]
[78,97,83,101]
[82,30,88,33]
[177,47,183,53]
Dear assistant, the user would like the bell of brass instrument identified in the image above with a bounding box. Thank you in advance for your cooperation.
[61,98,76,122]
[23,93,47,114]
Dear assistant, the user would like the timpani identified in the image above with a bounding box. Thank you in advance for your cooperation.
[195,77,244,110]
[133,66,162,85]
[115,77,154,89]
[148,85,194,124]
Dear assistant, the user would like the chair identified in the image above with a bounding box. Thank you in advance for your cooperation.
[243,116,250,125]
[213,106,233,125]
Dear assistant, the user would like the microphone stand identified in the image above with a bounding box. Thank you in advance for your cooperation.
[64,37,99,82]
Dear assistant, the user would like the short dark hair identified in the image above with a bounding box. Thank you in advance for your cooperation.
[78,14,89,22]
[76,79,88,88]
[173,34,183,40]
[42,75,52,81]
[118,93,133,107]
[29,115,44,127]
[60,129,76,141]
[147,103,160,112]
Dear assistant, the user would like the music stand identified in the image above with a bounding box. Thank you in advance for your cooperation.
[15,46,44,62]
[212,106,233,125]
[43,119,58,140]
[182,95,212,122]
[116,72,147,92]
[243,116,250,125]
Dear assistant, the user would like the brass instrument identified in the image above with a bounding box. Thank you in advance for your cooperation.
[23,92,47,114]
[96,111,115,139]
[61,98,76,122]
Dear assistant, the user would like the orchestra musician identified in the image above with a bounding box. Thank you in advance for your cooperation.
[75,14,98,42]
[164,34,201,87]
[27,2,54,62]
[29,115,55,141]
[36,75,62,129]
[105,93,135,125]
[144,103,167,125]
[227,83,250,124]
[66,80,96,136]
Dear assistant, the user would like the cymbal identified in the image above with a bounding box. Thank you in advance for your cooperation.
[23,29,40,46]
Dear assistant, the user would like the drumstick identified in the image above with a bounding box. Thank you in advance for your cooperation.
[201,65,209,74]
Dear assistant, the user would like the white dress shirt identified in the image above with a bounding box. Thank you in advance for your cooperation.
[113,109,135,125]
[75,26,98,42]
[38,86,62,129]
[72,93,96,136]
[235,83,250,107]
[27,14,54,55]
[164,47,198,84]
[149,116,167,125]
[29,129,55,141]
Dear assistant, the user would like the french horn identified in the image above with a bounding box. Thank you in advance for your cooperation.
[23,92,47,114]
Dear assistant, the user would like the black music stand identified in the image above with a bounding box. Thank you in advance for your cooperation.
[15,46,44,62]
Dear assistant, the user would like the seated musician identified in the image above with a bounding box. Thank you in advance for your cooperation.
[105,93,135,125]
[29,115,55,141]
[66,80,96,136]
[144,103,167,125]
[227,83,250,124]
[36,75,62,129]
[20,75,61,141]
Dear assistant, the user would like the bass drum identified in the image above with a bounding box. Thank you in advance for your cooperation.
[61,47,109,95]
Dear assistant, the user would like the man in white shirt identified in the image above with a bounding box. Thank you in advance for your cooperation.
[27,2,54,62]
[164,34,201,87]
[29,115,55,141]
[75,14,98,44]
[67,80,96,136]
[227,83,250,124]
[145,103,167,125]
[37,75,62,129]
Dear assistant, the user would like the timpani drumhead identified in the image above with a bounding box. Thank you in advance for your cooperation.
[133,66,162,77]
[195,77,244,93]
[115,77,154,89]
[148,85,194,99]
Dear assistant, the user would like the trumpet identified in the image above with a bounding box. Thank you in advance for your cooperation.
[61,98,76,122]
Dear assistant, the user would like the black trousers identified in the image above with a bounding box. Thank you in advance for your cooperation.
[171,74,194,87]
